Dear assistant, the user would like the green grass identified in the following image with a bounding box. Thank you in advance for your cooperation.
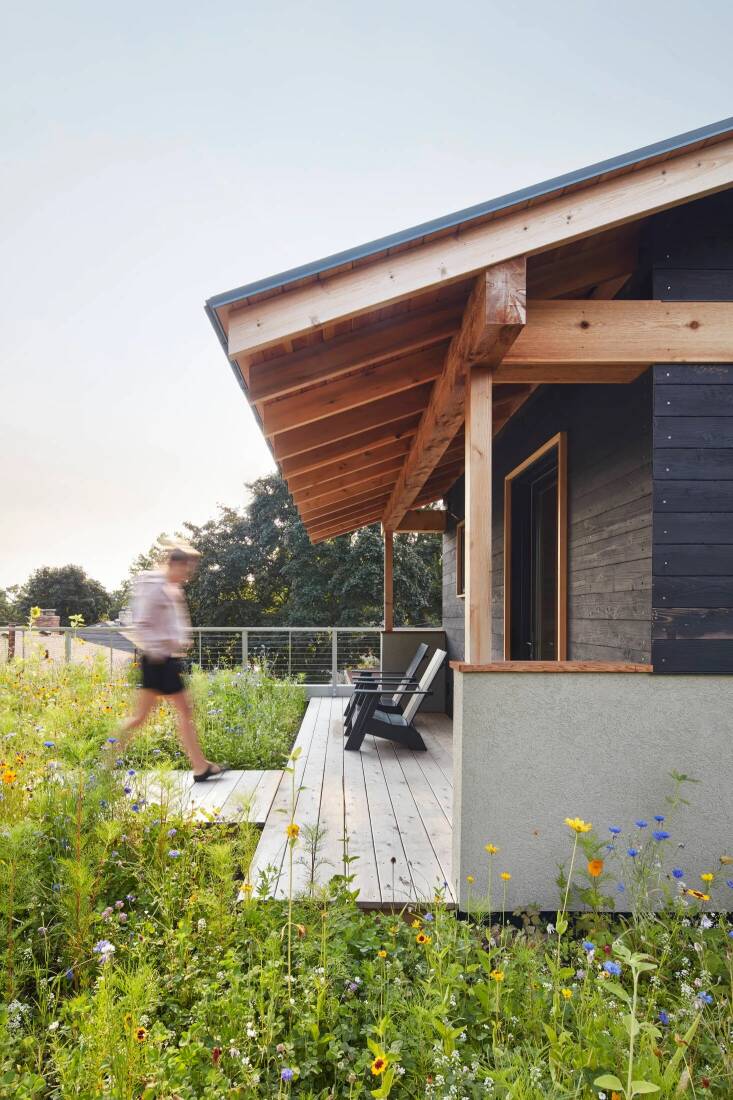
[0,658,732,1098]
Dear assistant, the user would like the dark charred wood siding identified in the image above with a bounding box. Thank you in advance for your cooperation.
[650,190,733,673]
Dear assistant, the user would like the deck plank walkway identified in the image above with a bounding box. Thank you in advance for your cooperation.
[249,698,454,906]
[137,768,282,825]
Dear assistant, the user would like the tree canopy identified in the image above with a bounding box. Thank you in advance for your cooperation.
[179,473,442,627]
[13,565,111,626]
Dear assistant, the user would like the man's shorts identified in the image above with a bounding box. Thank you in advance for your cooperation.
[140,655,185,695]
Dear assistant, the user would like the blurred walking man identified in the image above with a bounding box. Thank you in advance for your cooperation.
[115,537,226,781]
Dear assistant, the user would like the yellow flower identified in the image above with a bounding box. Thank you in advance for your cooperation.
[243,882,253,894]
[485,843,499,854]
[564,817,592,834]
[411,918,422,929]
[587,859,604,878]
[466,875,475,885]
[135,1026,147,1042]
[489,969,504,982]
[1,769,17,785]
[377,949,387,959]
[416,931,431,945]
[30,606,42,620]
[370,1056,388,1076]
[561,987,573,1000]
[700,872,714,883]
[285,822,300,840]
[500,872,511,881]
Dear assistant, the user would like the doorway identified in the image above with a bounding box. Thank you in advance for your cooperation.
[503,433,567,660]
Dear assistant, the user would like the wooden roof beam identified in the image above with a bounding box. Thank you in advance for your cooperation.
[499,300,733,373]
[245,301,462,402]
[224,137,733,356]
[279,416,420,479]
[395,509,447,533]
[262,343,446,438]
[381,259,526,530]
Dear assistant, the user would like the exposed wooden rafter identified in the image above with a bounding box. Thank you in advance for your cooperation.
[396,509,447,533]
[381,258,527,530]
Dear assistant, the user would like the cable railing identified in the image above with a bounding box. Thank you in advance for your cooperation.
[0,624,382,689]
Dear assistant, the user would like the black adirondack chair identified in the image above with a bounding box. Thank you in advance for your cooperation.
[344,649,446,752]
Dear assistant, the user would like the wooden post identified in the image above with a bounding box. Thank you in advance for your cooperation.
[383,527,394,632]
[465,366,493,663]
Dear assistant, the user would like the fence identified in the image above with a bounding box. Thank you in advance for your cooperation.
[0,624,382,690]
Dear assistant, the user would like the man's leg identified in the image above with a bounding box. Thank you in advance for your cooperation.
[113,688,159,755]
[169,689,212,775]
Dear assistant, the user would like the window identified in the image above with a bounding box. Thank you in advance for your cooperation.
[503,432,567,660]
[456,521,465,597]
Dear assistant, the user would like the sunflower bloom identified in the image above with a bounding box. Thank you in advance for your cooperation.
[416,931,431,945]
[285,822,300,840]
[371,1056,388,1076]
[587,859,604,878]
[565,817,592,834]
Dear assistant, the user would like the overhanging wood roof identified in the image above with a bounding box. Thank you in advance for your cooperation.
[206,118,733,542]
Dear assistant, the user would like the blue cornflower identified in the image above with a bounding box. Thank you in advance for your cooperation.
[168,849,181,858]
[603,960,622,976]
[167,828,177,838]
[123,786,132,795]
[281,1068,294,1082]
[64,968,74,981]
[131,803,140,813]
[635,820,648,829]
[726,880,733,889]
[658,1009,670,1025]
[608,826,621,835]
[672,868,684,880]
[617,883,626,893]
[729,931,733,939]
[627,848,639,858]
[127,769,136,777]
[106,737,118,745]
[653,830,670,841]
[43,740,55,748]
[698,991,713,1005]
[654,815,665,823]
[423,912,434,922]
[582,940,595,954]
[606,844,616,853]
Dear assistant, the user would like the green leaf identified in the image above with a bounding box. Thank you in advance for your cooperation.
[555,914,568,935]
[662,1011,701,1087]
[602,980,631,1006]
[594,1073,624,1090]
[631,1082,660,1095]
[622,1012,641,1038]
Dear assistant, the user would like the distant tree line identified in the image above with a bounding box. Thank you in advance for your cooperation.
[2,474,442,627]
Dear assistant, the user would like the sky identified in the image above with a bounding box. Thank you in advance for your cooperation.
[1,0,732,591]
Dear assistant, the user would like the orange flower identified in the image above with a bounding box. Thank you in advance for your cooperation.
[587,859,604,878]
[684,888,710,902]
[1,769,17,785]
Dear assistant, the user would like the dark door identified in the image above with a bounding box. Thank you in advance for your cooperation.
[508,449,559,660]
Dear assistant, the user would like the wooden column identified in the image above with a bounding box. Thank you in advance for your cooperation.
[383,528,394,632]
[465,366,493,663]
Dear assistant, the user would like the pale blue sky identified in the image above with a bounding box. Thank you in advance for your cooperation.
[1,0,731,590]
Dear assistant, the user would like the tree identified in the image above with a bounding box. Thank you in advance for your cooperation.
[15,565,111,626]
[136,473,442,627]
[0,587,19,624]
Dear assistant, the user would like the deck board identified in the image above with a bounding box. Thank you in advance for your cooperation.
[137,767,282,825]
[252,697,453,907]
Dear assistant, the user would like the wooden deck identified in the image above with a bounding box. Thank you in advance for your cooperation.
[250,697,454,906]
[136,769,282,825]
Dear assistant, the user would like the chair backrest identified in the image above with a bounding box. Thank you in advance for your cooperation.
[390,642,429,705]
[402,648,446,725]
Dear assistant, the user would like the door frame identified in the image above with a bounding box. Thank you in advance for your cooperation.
[503,431,568,660]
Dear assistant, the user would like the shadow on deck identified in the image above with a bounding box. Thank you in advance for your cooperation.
[250,697,454,907]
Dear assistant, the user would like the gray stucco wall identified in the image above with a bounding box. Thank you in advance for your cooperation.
[452,670,733,911]
[442,374,653,681]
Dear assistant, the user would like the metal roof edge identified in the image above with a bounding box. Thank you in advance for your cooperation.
[205,115,733,315]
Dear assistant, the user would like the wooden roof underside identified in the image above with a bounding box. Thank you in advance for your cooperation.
[209,128,733,542]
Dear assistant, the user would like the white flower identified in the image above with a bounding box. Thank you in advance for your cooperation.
[48,1021,60,1031]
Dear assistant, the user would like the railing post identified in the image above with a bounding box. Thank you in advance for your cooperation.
[241,629,248,668]
[198,629,202,668]
[64,630,71,664]
[331,628,338,696]
[288,630,292,678]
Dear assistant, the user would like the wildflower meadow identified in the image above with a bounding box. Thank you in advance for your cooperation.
[1,657,732,1098]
